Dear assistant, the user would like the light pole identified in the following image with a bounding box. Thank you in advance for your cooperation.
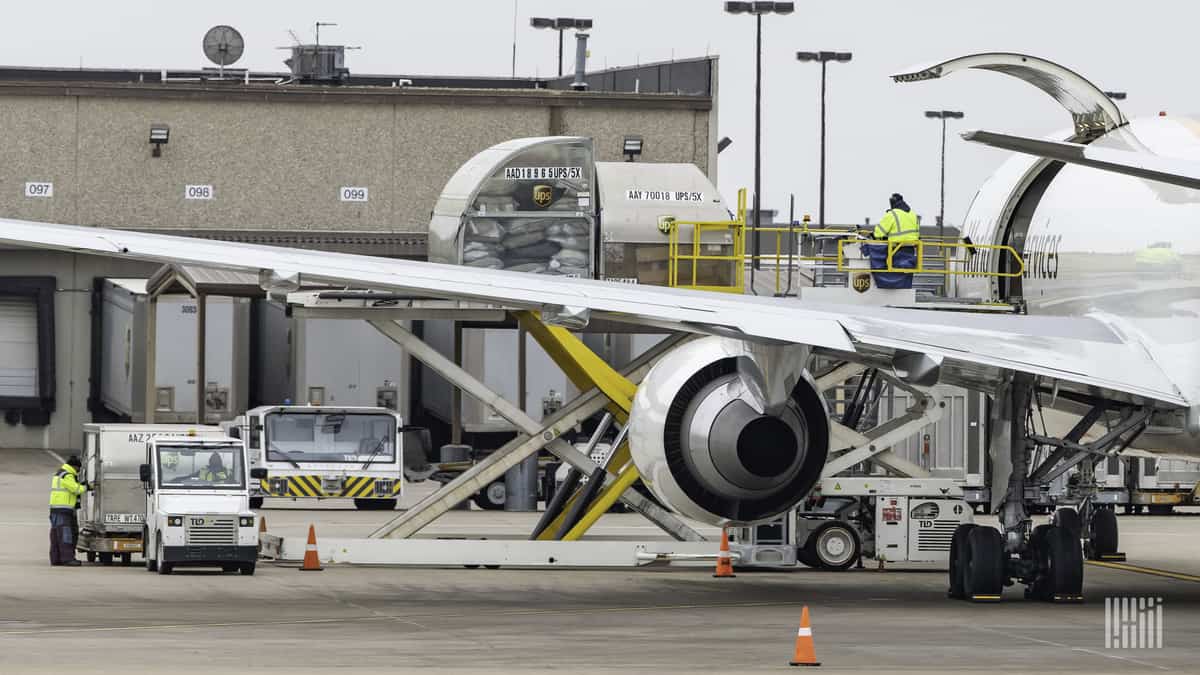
[924,110,964,239]
[724,1,793,270]
[796,51,851,229]
[530,17,592,77]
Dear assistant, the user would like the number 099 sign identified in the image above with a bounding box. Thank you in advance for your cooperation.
[340,186,369,202]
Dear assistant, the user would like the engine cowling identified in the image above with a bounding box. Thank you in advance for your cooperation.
[628,337,830,527]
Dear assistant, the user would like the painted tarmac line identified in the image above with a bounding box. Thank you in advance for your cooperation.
[968,624,1169,671]
[42,449,65,465]
[0,601,798,637]
[1087,559,1200,583]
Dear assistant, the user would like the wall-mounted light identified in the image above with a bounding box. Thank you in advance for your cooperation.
[623,135,644,162]
[149,123,170,157]
[717,136,733,153]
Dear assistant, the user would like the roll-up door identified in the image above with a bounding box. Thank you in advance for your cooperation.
[0,297,38,398]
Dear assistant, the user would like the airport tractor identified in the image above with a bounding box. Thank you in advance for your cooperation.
[140,435,266,575]
[78,424,231,564]
[228,405,432,510]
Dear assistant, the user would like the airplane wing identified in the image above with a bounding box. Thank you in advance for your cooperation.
[961,129,1200,190]
[0,218,1189,407]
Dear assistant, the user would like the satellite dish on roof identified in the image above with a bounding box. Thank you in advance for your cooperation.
[203,25,245,68]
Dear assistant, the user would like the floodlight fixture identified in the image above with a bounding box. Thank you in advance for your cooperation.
[149,123,170,157]
[623,135,644,161]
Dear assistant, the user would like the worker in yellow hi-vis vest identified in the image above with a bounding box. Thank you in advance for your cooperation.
[49,455,90,566]
[867,193,921,289]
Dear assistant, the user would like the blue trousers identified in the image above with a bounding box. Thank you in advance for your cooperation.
[865,243,917,289]
[49,509,78,564]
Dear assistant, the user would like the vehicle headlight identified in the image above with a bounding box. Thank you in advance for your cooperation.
[239,516,255,528]
[167,516,183,527]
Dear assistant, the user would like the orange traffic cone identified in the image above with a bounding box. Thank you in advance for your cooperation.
[299,524,323,571]
[713,528,736,578]
[788,606,820,667]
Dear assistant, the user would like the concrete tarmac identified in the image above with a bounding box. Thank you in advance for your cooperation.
[3,448,1199,674]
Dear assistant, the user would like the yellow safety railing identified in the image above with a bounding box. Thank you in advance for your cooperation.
[666,188,747,293]
[665,191,1026,293]
[833,238,1025,277]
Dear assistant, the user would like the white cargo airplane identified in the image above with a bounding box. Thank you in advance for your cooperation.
[0,53,1195,602]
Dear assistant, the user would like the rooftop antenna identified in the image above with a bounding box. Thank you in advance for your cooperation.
[202,25,245,79]
[286,29,303,46]
[315,21,337,46]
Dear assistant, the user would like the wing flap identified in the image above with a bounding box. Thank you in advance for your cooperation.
[962,129,1200,190]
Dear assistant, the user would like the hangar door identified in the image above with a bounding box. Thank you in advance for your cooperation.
[0,297,38,398]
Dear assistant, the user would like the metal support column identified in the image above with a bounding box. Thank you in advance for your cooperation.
[364,320,702,541]
[451,321,463,445]
[1000,374,1034,552]
[196,292,207,424]
[144,296,157,424]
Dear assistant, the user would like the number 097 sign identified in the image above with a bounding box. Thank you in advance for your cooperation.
[24,182,53,198]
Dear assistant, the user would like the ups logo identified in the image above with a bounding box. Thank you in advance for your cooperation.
[532,185,554,208]
[852,273,871,294]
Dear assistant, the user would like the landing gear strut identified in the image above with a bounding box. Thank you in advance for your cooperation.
[948,374,1085,603]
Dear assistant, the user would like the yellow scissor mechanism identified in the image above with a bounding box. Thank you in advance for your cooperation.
[516,312,643,541]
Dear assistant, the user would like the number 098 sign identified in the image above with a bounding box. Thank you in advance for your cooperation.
[185,184,214,200]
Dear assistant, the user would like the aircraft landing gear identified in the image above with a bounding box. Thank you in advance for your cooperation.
[948,374,1085,603]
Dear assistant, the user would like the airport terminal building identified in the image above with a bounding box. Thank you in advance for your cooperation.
[0,55,719,449]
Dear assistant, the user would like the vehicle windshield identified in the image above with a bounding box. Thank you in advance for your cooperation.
[156,445,245,490]
[265,412,397,464]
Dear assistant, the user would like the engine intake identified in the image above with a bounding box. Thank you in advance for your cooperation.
[629,337,829,526]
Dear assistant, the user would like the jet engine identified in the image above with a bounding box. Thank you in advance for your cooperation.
[628,337,830,527]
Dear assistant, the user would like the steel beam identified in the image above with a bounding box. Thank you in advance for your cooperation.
[365,320,702,541]
[822,398,940,478]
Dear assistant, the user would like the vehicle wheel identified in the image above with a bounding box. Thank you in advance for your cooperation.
[797,544,819,569]
[1148,504,1174,516]
[1043,525,1083,600]
[156,535,173,575]
[222,564,239,573]
[249,497,264,510]
[1088,508,1119,558]
[473,481,506,511]
[805,522,860,571]
[948,523,977,599]
[239,563,256,576]
[963,527,1005,600]
[144,527,157,572]
[1024,524,1053,600]
[86,551,97,563]
[120,553,132,566]
[99,552,114,566]
[1053,508,1082,539]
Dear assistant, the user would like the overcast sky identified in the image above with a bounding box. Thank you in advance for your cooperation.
[4,1,1194,226]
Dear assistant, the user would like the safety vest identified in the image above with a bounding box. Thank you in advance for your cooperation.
[49,464,86,509]
[201,468,230,481]
[874,208,920,243]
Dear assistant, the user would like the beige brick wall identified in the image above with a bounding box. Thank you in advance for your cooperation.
[0,92,710,234]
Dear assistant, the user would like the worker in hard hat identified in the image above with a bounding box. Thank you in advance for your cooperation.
[866,193,921,289]
[49,455,90,566]
[199,453,231,483]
